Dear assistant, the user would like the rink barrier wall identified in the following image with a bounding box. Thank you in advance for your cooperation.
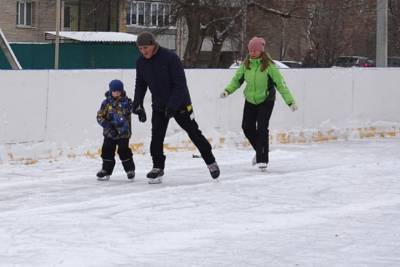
[1,68,400,163]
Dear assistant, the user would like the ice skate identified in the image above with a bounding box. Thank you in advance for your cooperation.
[257,163,268,172]
[147,168,164,184]
[126,170,135,180]
[97,169,111,181]
[207,162,220,179]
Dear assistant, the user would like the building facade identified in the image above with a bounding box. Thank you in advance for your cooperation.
[0,0,57,42]
[125,0,239,66]
[1,0,241,67]
[125,0,176,50]
[0,0,126,42]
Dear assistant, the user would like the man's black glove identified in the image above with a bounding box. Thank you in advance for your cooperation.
[165,107,175,119]
[133,104,147,123]
[137,108,147,123]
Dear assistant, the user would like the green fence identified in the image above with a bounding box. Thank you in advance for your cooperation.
[0,42,140,69]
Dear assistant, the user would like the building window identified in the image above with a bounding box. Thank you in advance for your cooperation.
[16,0,33,26]
[151,3,157,26]
[157,3,164,26]
[127,1,173,27]
[138,2,145,25]
[64,6,71,29]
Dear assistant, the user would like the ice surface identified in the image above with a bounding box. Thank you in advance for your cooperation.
[0,139,399,266]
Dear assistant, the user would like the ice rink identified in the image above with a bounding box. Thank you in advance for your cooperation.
[0,139,399,266]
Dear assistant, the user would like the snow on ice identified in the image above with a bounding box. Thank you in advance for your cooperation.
[0,139,399,266]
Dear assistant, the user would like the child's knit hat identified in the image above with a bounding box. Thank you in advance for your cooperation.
[109,79,124,92]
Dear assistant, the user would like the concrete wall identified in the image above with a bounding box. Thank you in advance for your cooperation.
[1,68,400,162]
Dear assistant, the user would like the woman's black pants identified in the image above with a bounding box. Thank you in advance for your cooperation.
[241,99,275,164]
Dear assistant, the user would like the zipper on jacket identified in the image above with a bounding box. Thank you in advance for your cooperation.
[253,62,259,104]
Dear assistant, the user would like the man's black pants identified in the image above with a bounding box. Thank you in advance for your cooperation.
[101,137,135,174]
[241,99,275,164]
[150,108,215,169]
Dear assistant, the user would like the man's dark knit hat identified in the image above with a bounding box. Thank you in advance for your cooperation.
[136,31,157,46]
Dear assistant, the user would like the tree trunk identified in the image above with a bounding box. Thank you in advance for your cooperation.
[107,0,110,31]
[182,15,204,68]
[78,0,82,30]
[208,38,224,68]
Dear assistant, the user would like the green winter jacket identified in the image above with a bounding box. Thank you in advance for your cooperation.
[225,58,295,106]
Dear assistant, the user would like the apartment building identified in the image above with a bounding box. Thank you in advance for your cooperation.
[0,0,126,42]
[0,0,56,42]
[125,0,176,50]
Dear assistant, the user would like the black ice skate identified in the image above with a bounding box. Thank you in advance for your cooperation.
[126,170,135,180]
[207,162,220,179]
[96,169,111,181]
[147,168,164,184]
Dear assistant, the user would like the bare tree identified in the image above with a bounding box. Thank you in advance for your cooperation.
[171,0,243,67]
[245,0,311,62]
[253,0,311,60]
[389,0,400,56]
[173,0,205,67]
[172,0,380,68]
[172,0,310,67]
[206,7,244,67]
[302,0,381,67]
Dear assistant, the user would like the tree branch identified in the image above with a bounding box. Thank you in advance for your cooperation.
[249,1,312,20]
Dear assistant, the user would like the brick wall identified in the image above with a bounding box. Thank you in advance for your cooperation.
[0,0,56,42]
[0,0,126,42]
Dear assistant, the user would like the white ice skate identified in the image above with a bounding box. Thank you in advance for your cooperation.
[257,163,268,172]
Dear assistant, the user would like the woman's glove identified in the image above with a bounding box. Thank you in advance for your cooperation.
[220,91,229,98]
[289,103,298,112]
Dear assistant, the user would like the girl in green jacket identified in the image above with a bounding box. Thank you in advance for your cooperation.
[221,37,298,171]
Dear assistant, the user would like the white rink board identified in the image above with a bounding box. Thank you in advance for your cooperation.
[45,69,124,145]
[1,68,400,150]
[353,68,399,122]
[0,70,47,144]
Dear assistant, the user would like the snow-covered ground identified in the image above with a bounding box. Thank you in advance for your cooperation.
[0,139,399,267]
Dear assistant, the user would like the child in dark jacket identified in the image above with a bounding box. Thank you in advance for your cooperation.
[96,79,135,181]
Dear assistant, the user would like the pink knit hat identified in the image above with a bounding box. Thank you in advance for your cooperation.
[248,37,266,53]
